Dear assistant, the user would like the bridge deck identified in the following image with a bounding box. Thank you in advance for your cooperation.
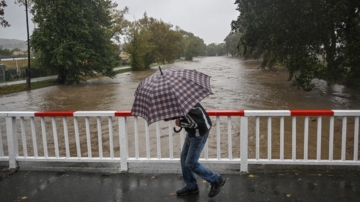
[1,169,360,202]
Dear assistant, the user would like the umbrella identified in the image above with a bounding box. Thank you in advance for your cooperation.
[131,66,212,125]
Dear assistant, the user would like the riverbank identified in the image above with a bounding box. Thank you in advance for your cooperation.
[0,66,131,96]
[0,79,58,95]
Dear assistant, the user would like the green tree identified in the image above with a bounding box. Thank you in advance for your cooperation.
[177,29,205,60]
[224,32,242,57]
[30,0,122,84]
[110,6,129,43]
[123,21,152,71]
[206,43,217,56]
[0,45,12,55]
[139,13,182,69]
[11,48,22,52]
[184,37,203,60]
[217,43,226,56]
[232,0,360,91]
[200,43,207,56]
[206,43,226,56]
[124,13,182,70]
[0,0,10,27]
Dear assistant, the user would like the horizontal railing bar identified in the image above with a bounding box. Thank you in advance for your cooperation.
[14,157,241,164]
[207,110,244,116]
[35,111,76,117]
[75,111,117,117]
[16,157,358,165]
[18,157,357,164]
[248,160,360,165]
[246,110,290,116]
[333,110,360,116]
[0,112,36,117]
[2,110,360,117]
[127,158,242,163]
[290,110,334,116]
[115,111,131,116]
[16,157,121,162]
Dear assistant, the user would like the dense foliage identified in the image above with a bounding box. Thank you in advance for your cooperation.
[123,13,182,70]
[30,0,125,84]
[4,0,246,81]
[224,32,242,57]
[123,13,233,70]
[0,0,9,27]
[176,29,205,60]
[232,0,360,91]
[0,45,12,55]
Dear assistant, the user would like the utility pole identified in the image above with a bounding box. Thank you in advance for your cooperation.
[25,0,31,89]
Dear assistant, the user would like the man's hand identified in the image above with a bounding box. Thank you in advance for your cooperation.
[175,119,180,127]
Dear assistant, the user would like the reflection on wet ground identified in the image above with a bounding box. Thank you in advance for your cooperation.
[1,57,359,159]
[3,171,360,202]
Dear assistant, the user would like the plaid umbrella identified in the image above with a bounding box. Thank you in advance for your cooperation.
[131,66,212,125]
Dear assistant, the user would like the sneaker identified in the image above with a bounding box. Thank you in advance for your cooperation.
[176,185,199,196]
[208,176,226,198]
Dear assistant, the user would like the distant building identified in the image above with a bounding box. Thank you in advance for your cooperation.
[13,51,25,56]
[119,52,130,59]
[119,52,130,65]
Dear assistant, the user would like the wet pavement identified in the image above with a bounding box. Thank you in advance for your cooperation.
[1,169,360,202]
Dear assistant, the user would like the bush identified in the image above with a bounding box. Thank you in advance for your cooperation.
[4,67,51,81]
[5,69,20,81]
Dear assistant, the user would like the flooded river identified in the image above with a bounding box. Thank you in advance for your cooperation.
[1,56,359,111]
[1,57,359,159]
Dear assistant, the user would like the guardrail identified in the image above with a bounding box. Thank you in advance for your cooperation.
[0,110,359,173]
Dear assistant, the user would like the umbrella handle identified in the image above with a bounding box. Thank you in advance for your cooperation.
[159,66,163,75]
[173,127,182,133]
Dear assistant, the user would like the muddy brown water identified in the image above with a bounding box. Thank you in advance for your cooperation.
[1,57,359,160]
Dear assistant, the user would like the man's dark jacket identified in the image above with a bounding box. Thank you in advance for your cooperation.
[178,103,212,137]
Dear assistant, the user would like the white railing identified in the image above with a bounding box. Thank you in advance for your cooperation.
[0,110,359,172]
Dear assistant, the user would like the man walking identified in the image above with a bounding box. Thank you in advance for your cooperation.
[169,103,226,198]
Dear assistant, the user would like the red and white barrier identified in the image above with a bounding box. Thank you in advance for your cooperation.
[2,109,360,118]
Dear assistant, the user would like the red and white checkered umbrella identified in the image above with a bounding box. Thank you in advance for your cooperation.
[131,66,212,125]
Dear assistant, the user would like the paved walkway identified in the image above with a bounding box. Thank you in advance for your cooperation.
[0,66,131,87]
[1,169,360,202]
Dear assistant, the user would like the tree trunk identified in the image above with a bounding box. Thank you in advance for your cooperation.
[57,66,67,84]
[321,20,341,84]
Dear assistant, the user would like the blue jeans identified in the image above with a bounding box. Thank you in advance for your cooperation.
[181,132,220,189]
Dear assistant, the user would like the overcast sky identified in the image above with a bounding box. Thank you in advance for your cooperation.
[0,0,239,45]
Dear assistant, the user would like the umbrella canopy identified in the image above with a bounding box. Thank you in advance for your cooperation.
[131,66,212,125]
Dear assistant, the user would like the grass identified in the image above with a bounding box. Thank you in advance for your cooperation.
[0,79,58,96]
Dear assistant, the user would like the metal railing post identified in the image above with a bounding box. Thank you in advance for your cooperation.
[6,117,18,169]
[240,117,248,173]
[119,117,128,171]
